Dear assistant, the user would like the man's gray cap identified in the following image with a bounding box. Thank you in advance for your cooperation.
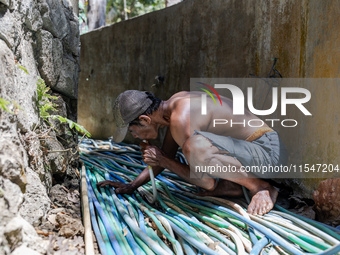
[112,90,153,142]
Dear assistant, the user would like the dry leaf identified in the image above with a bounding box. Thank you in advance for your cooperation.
[122,227,128,236]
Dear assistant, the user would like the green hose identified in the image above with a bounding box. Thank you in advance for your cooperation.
[79,139,340,255]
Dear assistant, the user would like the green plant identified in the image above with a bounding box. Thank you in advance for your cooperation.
[37,77,59,119]
[106,0,165,25]
[0,98,12,113]
[0,97,21,114]
[50,115,91,137]
[18,64,29,74]
[36,77,91,137]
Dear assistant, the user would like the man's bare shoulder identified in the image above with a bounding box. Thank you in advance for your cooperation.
[168,91,201,108]
[168,91,202,99]
[167,91,207,128]
[165,92,193,145]
[168,93,192,117]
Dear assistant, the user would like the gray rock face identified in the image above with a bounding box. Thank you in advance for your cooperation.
[19,168,51,226]
[40,0,69,39]
[0,177,24,255]
[0,4,18,48]
[0,127,27,192]
[6,216,49,254]
[0,0,80,254]
[0,177,24,218]
[36,0,80,98]
[36,30,63,87]
[45,137,68,178]
[23,1,43,32]
[56,56,79,98]
[0,110,28,193]
[9,38,40,132]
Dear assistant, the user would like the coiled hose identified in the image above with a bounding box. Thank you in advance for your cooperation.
[79,138,340,255]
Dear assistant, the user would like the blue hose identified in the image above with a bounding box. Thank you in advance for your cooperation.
[250,237,269,255]
[86,174,124,254]
[108,189,170,254]
[248,227,260,245]
[177,236,196,255]
[87,190,114,255]
[167,220,219,255]
[315,243,340,255]
[81,140,340,255]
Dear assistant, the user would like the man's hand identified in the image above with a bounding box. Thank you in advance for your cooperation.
[96,181,136,195]
[140,142,167,168]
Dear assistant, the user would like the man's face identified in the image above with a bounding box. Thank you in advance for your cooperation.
[128,122,158,140]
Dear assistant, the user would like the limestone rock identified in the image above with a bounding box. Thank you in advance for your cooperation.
[4,216,23,250]
[44,137,68,179]
[0,0,80,253]
[19,0,43,32]
[19,168,51,226]
[25,6,43,32]
[12,245,41,255]
[3,215,46,254]
[36,30,63,87]
[0,134,27,192]
[0,177,24,219]
[13,38,41,131]
[0,0,9,7]
[0,39,16,102]
[20,130,52,190]
[63,20,80,56]
[55,55,78,98]
[21,215,49,253]
[40,0,69,39]
[0,177,24,255]
[0,4,18,48]
[0,37,40,132]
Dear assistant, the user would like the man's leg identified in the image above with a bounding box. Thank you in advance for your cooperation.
[196,179,244,197]
[182,134,278,216]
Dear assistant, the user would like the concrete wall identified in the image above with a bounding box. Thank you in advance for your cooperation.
[79,0,340,197]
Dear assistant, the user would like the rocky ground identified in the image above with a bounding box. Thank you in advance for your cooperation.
[18,121,88,254]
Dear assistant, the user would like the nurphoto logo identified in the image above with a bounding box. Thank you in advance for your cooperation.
[199,83,312,128]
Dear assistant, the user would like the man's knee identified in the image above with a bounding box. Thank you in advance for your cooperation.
[182,135,217,163]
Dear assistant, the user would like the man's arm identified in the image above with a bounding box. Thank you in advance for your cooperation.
[131,128,179,186]
[97,128,179,193]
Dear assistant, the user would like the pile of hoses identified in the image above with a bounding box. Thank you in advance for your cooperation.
[79,139,340,255]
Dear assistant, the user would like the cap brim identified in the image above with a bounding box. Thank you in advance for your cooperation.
[112,126,128,143]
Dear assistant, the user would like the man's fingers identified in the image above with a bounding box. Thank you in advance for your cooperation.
[96,181,109,187]
[109,182,126,188]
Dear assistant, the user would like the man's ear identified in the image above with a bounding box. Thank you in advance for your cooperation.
[139,115,151,124]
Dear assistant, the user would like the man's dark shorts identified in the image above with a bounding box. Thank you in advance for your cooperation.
[193,130,288,178]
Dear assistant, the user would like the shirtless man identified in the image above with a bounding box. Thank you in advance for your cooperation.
[97,90,288,215]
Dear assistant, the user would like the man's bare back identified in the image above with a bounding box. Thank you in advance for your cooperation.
[165,91,270,147]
